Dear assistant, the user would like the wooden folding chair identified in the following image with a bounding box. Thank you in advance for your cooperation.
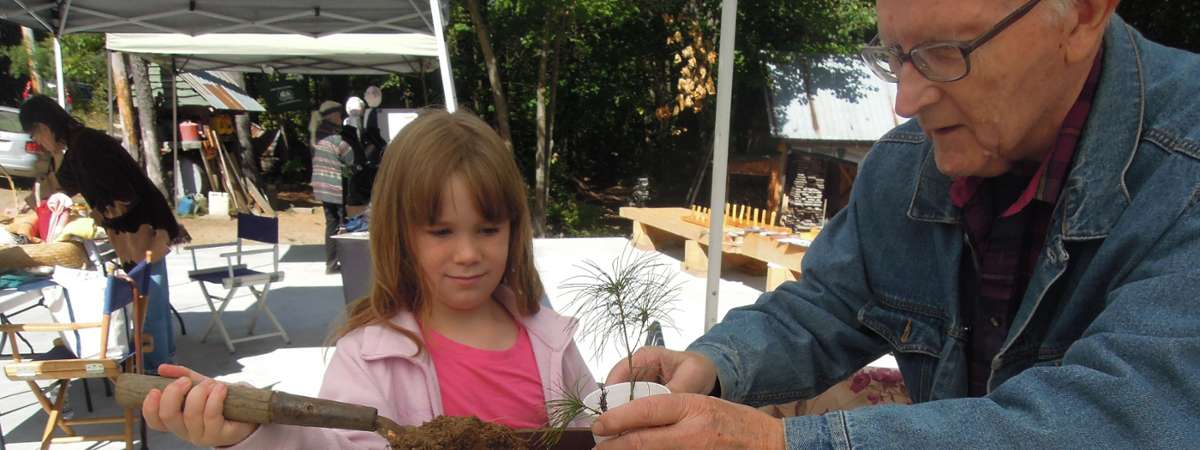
[186,213,289,353]
[2,256,152,450]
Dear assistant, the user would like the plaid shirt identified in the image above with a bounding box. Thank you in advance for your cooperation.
[950,52,1103,396]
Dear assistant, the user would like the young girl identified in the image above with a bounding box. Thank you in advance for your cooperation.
[142,109,595,448]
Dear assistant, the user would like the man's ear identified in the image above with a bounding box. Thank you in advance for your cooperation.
[1063,0,1119,63]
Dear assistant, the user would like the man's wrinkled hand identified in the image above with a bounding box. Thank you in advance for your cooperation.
[592,393,785,450]
[606,347,719,395]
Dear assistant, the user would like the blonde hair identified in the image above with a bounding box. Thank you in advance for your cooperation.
[331,109,543,353]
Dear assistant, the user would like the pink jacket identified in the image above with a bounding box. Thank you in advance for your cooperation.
[229,289,596,449]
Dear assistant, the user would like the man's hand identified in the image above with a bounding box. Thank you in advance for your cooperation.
[606,347,719,395]
[592,393,785,450]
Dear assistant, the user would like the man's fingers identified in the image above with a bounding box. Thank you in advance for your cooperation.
[596,420,689,450]
[606,348,666,385]
[606,357,634,385]
[593,393,698,437]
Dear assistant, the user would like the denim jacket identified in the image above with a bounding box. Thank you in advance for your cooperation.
[689,16,1200,449]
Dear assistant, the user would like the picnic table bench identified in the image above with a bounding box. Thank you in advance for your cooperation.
[619,207,809,291]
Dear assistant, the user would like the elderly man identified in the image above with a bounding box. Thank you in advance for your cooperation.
[596,0,1200,448]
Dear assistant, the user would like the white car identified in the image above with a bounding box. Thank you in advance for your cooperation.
[0,106,47,178]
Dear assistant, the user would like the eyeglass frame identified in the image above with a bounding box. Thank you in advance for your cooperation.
[861,0,1045,83]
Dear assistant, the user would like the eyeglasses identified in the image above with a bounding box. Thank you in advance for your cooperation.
[861,0,1044,83]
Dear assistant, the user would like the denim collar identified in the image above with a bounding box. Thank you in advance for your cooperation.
[907,16,1145,241]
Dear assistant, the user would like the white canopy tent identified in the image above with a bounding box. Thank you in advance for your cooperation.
[2,0,457,203]
[106,33,441,75]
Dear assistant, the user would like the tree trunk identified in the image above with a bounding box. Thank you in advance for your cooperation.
[128,55,168,197]
[229,74,259,184]
[466,0,514,153]
[21,27,40,94]
[109,52,141,162]
[534,9,568,237]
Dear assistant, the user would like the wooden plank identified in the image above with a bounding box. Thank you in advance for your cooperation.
[5,359,119,380]
[0,322,102,333]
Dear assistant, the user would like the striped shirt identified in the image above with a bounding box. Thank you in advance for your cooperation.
[311,122,354,205]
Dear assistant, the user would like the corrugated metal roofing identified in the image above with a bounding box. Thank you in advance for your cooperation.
[179,71,265,112]
[767,55,907,142]
[147,65,264,112]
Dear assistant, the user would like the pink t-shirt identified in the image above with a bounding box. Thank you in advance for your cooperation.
[424,325,548,429]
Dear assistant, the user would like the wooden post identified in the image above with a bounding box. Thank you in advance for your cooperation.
[109,52,140,162]
[21,27,40,94]
[768,142,788,214]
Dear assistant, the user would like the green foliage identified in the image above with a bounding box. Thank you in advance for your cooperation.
[3,33,108,115]
[447,0,877,235]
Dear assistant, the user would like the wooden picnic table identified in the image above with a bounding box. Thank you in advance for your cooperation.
[619,207,810,291]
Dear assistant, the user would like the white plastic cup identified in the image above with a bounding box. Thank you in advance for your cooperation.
[582,381,671,443]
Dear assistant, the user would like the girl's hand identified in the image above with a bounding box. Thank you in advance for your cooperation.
[142,364,259,447]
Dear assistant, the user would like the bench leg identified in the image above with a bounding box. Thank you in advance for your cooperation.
[683,240,708,275]
[766,263,801,291]
[631,221,658,251]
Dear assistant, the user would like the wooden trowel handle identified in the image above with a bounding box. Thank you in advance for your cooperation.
[116,373,379,432]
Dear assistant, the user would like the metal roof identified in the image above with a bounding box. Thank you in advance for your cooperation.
[766,54,907,143]
[0,0,447,37]
[145,64,264,112]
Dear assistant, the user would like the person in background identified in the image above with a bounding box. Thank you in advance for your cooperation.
[342,96,370,218]
[310,100,354,274]
[19,94,189,374]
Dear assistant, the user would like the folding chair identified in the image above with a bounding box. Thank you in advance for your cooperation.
[78,238,186,335]
[2,257,151,450]
[186,213,289,353]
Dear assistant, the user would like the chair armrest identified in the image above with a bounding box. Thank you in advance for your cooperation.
[218,248,274,259]
[0,322,104,333]
[184,241,238,251]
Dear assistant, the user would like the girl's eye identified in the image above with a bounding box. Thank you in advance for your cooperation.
[429,228,452,237]
[480,227,500,236]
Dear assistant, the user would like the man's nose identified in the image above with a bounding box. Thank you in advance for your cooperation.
[892,62,941,118]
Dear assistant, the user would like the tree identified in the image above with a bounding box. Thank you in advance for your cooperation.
[466,0,515,152]
[128,54,167,196]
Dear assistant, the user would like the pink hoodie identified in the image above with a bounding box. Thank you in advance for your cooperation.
[229,288,596,449]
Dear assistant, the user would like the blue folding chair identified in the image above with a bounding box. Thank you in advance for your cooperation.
[186,213,289,353]
[2,258,151,449]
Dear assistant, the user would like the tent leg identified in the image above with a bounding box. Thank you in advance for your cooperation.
[53,37,66,107]
[704,0,738,332]
[430,0,457,112]
[171,58,182,205]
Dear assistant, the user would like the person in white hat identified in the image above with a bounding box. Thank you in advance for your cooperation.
[310,100,354,273]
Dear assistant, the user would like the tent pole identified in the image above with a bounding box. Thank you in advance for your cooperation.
[106,50,113,134]
[704,0,738,332]
[429,0,457,112]
[53,36,66,107]
[172,58,182,205]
